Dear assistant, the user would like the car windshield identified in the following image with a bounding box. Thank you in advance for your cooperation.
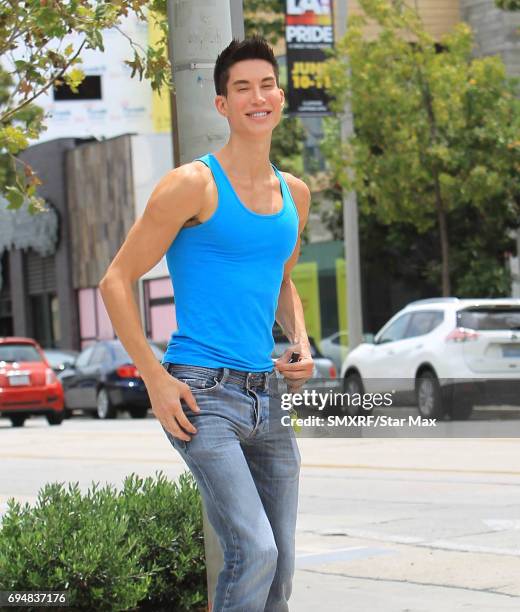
[44,351,76,368]
[0,344,42,363]
[458,308,520,331]
[112,342,164,362]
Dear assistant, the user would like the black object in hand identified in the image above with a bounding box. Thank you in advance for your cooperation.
[289,352,300,363]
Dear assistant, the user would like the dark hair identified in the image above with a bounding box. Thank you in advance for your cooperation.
[214,36,279,96]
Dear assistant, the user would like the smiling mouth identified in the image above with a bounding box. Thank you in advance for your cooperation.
[246,111,272,118]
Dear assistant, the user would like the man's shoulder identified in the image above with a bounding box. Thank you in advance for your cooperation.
[163,159,213,192]
[146,159,214,224]
[280,172,311,209]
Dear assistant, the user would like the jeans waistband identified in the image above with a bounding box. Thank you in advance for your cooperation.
[164,363,275,392]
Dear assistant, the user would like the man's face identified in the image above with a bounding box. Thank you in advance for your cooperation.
[215,59,285,135]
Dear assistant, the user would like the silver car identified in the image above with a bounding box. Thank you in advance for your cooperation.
[271,336,341,412]
[272,336,337,378]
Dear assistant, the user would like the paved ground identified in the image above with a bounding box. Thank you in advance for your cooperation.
[1,413,519,611]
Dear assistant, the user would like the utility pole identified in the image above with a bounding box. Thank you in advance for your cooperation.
[166,2,244,609]
[166,0,244,166]
[335,0,364,350]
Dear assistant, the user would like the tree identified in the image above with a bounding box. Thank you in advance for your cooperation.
[322,0,520,296]
[244,0,284,45]
[0,0,170,212]
[495,0,520,10]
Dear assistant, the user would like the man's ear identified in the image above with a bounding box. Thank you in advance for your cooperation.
[280,88,285,107]
[214,95,228,117]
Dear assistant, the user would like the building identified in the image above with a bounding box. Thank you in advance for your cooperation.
[18,13,165,142]
[0,11,173,349]
[0,132,173,349]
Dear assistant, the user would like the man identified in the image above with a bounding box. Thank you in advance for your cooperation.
[100,36,313,612]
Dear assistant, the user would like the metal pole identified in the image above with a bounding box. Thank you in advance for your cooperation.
[166,0,180,167]
[166,3,244,608]
[336,0,363,350]
[167,0,243,164]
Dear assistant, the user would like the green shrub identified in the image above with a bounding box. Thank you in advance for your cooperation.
[121,471,206,611]
[0,471,206,611]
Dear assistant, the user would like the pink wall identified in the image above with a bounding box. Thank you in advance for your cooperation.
[96,290,114,339]
[149,277,172,299]
[78,279,175,347]
[78,288,96,340]
[146,277,177,342]
[78,287,115,347]
[151,304,176,342]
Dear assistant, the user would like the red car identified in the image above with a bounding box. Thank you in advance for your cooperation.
[0,337,65,427]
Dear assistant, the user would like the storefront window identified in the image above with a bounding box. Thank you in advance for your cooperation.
[31,293,57,347]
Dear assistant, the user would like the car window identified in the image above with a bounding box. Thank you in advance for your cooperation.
[457,308,520,331]
[0,343,42,363]
[376,314,412,344]
[331,332,348,346]
[405,311,444,338]
[112,342,164,362]
[90,345,110,365]
[44,351,76,368]
[75,346,95,368]
[44,351,76,363]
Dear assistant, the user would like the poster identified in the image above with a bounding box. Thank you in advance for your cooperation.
[285,0,334,115]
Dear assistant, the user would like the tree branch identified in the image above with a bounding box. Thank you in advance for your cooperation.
[1,38,87,124]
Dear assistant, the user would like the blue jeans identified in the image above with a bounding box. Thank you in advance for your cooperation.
[161,363,301,612]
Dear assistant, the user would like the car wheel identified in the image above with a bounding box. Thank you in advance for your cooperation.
[96,388,117,419]
[449,400,473,421]
[129,406,148,419]
[47,412,65,426]
[415,370,446,420]
[341,372,369,417]
[10,415,27,427]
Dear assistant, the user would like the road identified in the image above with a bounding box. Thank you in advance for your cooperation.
[1,413,519,611]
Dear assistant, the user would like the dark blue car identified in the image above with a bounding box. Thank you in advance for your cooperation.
[60,340,164,419]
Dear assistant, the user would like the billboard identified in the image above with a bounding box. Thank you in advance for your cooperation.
[285,0,334,115]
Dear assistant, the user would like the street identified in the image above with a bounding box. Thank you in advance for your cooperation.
[1,414,519,611]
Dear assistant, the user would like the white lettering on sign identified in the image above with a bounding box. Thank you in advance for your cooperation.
[287,0,330,16]
[286,25,333,43]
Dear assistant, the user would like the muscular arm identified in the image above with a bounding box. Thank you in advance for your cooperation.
[99,162,211,439]
[274,174,313,388]
[276,281,311,353]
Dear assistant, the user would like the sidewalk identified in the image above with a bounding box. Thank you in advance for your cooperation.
[289,438,520,611]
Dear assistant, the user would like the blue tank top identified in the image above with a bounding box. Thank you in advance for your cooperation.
[162,153,300,372]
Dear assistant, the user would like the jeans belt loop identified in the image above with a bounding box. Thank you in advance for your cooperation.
[245,372,253,391]
[263,371,269,393]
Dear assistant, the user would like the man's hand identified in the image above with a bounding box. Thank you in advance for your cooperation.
[146,369,200,441]
[274,344,314,393]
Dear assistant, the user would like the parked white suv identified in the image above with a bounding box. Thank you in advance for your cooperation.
[340,298,520,420]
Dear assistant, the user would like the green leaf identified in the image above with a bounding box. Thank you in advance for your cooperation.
[5,186,24,209]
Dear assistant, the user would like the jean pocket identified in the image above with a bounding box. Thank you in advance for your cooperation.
[176,376,220,393]
[161,424,188,452]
